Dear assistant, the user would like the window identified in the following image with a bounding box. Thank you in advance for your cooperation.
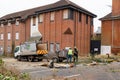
[33,17,36,26]
[63,9,74,20]
[0,46,3,55]
[90,18,93,26]
[69,9,74,20]
[0,34,3,40]
[63,9,69,19]
[8,33,11,40]
[16,32,19,40]
[50,12,55,21]
[79,13,82,22]
[14,47,19,53]
[50,43,54,52]
[1,24,4,27]
[86,15,88,24]
[8,20,11,26]
[39,14,43,23]
[7,45,11,53]
[16,19,19,26]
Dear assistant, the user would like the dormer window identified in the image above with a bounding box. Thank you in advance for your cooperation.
[16,19,19,26]
[8,20,11,26]
[0,23,4,27]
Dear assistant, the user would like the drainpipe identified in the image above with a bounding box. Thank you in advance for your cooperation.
[25,19,27,41]
[74,10,77,47]
[4,23,6,55]
[112,19,114,49]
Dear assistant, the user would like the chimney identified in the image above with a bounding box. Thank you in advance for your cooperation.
[112,0,120,16]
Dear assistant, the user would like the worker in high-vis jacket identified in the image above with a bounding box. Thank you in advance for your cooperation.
[67,47,73,63]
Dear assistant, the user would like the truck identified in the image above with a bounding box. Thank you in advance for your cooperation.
[14,41,67,62]
[14,41,49,62]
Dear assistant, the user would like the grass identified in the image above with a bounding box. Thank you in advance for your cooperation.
[0,57,30,80]
[77,54,120,65]
[109,68,120,73]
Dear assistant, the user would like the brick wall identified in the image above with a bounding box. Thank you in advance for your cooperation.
[0,9,93,56]
[0,20,27,54]
[38,9,93,56]
[112,0,120,16]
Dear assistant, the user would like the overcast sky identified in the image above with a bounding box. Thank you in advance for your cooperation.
[0,0,112,32]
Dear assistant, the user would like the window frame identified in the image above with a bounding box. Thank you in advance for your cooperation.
[0,34,3,40]
[79,12,82,22]
[68,9,74,20]
[16,19,19,26]
[1,23,4,27]
[39,14,44,23]
[33,16,36,26]
[8,33,11,40]
[90,17,93,26]
[86,15,88,24]
[8,21,11,26]
[16,32,19,40]
[50,12,55,21]
[63,9,69,19]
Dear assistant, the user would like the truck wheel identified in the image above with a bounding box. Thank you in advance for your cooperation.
[52,58,59,63]
[38,59,43,61]
[59,58,63,62]
[28,56,34,62]
[17,56,21,61]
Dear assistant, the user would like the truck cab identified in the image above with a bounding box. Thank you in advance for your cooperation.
[14,46,21,58]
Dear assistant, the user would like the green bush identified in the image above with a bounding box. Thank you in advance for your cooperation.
[0,74,4,80]
[0,58,4,66]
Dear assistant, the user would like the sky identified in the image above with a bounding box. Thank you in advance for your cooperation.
[0,0,112,32]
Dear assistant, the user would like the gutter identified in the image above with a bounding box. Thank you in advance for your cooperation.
[35,5,97,18]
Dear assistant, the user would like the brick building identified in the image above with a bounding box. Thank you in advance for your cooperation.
[0,0,96,56]
[100,0,120,54]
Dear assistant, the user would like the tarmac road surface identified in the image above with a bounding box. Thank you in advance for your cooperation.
[22,62,120,80]
[2,58,120,80]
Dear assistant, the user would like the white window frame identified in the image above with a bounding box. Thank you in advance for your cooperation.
[63,9,69,19]
[50,12,55,21]
[16,32,19,40]
[39,14,43,23]
[1,34,3,40]
[8,33,11,40]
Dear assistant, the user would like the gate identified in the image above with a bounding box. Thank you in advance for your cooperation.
[90,40,101,54]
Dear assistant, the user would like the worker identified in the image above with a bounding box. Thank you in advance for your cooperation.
[73,46,78,63]
[67,47,73,63]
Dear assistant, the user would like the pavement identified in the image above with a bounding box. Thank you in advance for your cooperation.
[2,58,120,80]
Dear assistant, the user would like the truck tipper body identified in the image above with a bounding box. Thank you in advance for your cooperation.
[14,41,48,62]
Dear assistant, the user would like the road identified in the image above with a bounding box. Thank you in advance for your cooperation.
[2,58,120,80]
